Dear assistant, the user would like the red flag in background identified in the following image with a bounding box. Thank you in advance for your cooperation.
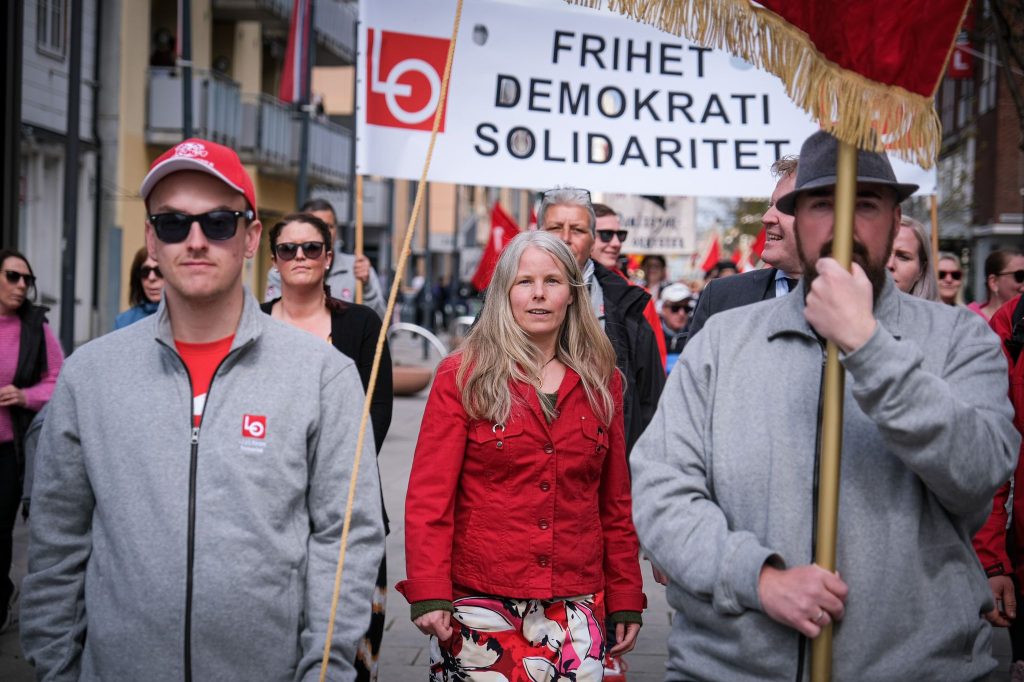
[698,234,721,274]
[471,202,520,291]
[528,208,538,231]
[279,0,312,103]
[751,226,767,261]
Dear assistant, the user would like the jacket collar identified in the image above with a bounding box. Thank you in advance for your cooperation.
[154,287,264,355]
[766,274,903,342]
[511,365,582,436]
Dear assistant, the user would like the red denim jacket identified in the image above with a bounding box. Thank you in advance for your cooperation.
[396,355,646,615]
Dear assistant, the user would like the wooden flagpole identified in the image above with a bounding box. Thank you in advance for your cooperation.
[355,174,364,303]
[810,141,857,682]
[930,194,940,274]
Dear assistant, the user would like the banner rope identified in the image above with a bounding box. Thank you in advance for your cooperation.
[317,1,464,678]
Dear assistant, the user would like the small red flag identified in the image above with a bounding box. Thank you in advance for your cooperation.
[471,202,520,291]
[751,226,767,260]
[699,234,721,274]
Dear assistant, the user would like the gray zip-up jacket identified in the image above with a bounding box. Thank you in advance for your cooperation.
[20,291,385,681]
[631,277,1018,681]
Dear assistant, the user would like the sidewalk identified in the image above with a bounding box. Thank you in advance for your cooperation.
[2,388,1016,680]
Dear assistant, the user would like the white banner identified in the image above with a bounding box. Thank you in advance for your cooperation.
[357,0,936,198]
[600,194,696,255]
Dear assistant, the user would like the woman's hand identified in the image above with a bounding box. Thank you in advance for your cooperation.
[608,621,641,656]
[414,610,453,640]
[0,384,27,408]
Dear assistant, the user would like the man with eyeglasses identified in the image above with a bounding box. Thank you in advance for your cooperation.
[540,188,665,457]
[20,138,385,680]
[685,156,803,347]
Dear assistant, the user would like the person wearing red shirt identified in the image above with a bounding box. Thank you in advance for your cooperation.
[398,230,645,681]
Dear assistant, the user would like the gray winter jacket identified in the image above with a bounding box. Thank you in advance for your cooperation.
[631,277,1018,681]
[20,291,385,681]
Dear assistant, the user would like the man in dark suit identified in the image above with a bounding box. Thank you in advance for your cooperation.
[685,156,801,345]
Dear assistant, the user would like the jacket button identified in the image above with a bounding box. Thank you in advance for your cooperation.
[538,519,549,530]
[496,440,503,449]
[538,555,549,567]
[543,442,554,454]
[539,480,550,492]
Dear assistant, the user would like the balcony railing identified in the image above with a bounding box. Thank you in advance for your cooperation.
[211,0,290,23]
[240,93,298,170]
[146,68,242,147]
[304,118,352,184]
[315,0,357,61]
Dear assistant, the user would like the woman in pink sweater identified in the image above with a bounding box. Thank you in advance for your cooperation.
[0,249,64,631]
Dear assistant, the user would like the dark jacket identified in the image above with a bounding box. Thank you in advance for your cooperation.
[592,261,665,454]
[11,305,50,476]
[685,268,781,347]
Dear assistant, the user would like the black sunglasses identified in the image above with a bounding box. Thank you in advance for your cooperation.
[938,269,962,281]
[149,210,254,243]
[998,269,1024,284]
[664,302,690,313]
[140,265,162,279]
[597,229,627,243]
[274,241,326,261]
[3,270,36,287]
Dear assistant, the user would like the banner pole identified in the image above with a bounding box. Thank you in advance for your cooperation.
[355,174,364,303]
[930,194,940,274]
[810,140,857,682]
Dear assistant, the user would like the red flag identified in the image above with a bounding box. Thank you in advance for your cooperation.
[698,234,721,274]
[751,226,767,260]
[279,0,312,103]
[528,208,538,231]
[471,203,520,291]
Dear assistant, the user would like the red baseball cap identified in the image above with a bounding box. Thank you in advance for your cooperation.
[140,138,257,214]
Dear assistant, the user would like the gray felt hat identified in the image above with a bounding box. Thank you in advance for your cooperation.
[776,131,919,215]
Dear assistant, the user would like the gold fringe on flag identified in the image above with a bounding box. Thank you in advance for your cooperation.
[570,0,954,169]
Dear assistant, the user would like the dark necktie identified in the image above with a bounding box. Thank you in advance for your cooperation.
[784,277,799,293]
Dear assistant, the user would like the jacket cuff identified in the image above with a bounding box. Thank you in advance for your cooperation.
[721,538,784,614]
[604,590,647,614]
[410,600,454,621]
[838,322,894,379]
[395,578,453,604]
[609,610,643,626]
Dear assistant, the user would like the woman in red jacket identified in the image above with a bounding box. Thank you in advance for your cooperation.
[398,230,645,681]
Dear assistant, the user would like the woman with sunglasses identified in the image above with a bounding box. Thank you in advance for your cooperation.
[399,231,644,681]
[261,212,393,682]
[937,251,965,306]
[969,249,1024,321]
[885,216,939,301]
[0,249,64,630]
[114,247,165,329]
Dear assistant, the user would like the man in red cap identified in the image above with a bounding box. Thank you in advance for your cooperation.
[20,139,385,681]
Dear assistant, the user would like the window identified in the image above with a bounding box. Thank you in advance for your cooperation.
[36,0,67,59]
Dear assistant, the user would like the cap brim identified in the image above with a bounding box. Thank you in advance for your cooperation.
[776,177,920,215]
[140,157,246,202]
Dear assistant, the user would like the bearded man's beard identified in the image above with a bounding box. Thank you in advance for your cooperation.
[795,222,895,305]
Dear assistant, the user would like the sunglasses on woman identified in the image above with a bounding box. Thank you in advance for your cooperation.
[998,269,1024,284]
[937,270,962,281]
[148,210,255,243]
[3,270,36,287]
[596,229,627,243]
[273,241,326,261]
[664,302,690,313]
[140,265,162,279]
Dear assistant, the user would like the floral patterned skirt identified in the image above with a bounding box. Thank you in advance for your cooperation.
[428,594,605,682]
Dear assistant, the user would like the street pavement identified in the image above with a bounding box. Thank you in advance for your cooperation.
[1,376,1016,680]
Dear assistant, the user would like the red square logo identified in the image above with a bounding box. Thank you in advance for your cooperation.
[242,414,267,439]
[366,28,450,132]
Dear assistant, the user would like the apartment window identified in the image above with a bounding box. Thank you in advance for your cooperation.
[36,0,67,59]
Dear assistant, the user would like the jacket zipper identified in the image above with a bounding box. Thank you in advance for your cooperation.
[796,346,829,682]
[160,341,235,682]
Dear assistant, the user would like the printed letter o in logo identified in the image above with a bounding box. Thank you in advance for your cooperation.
[242,414,267,439]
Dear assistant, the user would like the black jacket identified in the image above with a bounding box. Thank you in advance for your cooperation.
[592,261,665,454]
[684,268,782,348]
[11,305,50,478]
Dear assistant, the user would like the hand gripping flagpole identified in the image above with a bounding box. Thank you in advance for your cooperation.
[810,140,857,682]
[317,1,464,678]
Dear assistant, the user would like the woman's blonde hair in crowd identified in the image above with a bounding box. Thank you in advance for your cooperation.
[457,231,618,426]
[899,216,940,302]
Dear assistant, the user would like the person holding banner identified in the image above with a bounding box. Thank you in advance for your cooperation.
[630,130,1018,680]
[539,187,665,454]
[398,231,645,682]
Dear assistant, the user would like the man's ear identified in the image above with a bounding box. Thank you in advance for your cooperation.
[244,220,263,259]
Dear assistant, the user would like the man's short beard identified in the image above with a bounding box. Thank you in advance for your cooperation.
[794,219,895,305]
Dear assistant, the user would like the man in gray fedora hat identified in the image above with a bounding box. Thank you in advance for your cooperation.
[630,130,1018,680]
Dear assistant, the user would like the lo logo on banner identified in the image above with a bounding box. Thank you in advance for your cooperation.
[367,28,450,131]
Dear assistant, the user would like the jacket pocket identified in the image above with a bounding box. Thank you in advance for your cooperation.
[580,417,610,483]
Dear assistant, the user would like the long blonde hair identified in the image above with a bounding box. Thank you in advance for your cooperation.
[457,231,617,425]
